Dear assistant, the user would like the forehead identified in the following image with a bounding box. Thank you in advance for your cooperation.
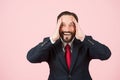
[61,15,75,22]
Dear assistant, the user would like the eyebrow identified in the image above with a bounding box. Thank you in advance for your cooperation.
[69,22,75,25]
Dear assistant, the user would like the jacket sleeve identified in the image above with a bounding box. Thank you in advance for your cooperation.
[26,37,53,63]
[83,36,111,60]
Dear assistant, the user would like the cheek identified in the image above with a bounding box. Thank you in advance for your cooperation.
[59,26,64,32]
[59,26,76,32]
[70,26,76,32]
[59,26,63,32]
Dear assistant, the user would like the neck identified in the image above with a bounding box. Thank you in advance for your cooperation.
[60,37,75,47]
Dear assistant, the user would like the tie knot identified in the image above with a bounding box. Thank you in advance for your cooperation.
[65,44,71,49]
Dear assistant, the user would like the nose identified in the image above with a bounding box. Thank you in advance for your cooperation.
[63,25,70,31]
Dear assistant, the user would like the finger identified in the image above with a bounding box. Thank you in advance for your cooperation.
[56,18,62,31]
[73,18,79,29]
[57,18,62,27]
[73,18,77,24]
[73,21,79,34]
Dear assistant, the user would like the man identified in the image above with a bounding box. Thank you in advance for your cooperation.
[27,11,111,80]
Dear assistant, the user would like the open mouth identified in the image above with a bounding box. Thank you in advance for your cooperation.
[60,31,75,43]
[63,32,71,35]
[62,32,72,36]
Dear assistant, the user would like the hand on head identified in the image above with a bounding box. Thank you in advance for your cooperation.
[51,16,85,43]
[51,18,62,42]
[73,18,85,41]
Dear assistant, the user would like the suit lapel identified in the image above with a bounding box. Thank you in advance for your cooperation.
[58,49,68,71]
[54,39,68,71]
[54,38,83,73]
[70,39,83,73]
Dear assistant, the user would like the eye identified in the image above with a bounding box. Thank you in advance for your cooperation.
[69,22,74,27]
[61,22,66,27]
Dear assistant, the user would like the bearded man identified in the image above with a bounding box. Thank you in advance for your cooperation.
[27,11,111,80]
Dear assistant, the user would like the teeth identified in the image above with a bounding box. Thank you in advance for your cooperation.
[64,33,71,35]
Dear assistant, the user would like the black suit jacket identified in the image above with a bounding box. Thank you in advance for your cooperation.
[27,36,111,80]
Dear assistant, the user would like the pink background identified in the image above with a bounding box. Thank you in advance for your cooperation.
[0,0,120,80]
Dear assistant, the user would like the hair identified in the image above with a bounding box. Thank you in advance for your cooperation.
[57,11,78,22]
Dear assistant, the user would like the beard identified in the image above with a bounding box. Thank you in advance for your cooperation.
[59,31,76,43]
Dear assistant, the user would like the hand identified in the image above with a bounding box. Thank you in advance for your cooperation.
[73,19,85,41]
[51,18,62,42]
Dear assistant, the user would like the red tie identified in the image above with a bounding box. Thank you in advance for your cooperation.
[65,44,71,70]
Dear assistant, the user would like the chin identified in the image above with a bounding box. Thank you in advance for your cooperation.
[63,39,71,43]
[62,36,74,43]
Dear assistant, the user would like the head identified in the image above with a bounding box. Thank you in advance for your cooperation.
[57,11,78,43]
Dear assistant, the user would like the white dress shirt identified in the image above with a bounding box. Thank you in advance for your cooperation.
[50,37,74,52]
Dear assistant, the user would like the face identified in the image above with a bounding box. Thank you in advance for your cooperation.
[59,15,76,43]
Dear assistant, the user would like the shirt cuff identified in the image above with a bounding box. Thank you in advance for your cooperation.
[81,35,86,42]
[50,37,55,44]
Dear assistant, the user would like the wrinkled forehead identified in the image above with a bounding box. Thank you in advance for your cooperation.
[61,15,75,23]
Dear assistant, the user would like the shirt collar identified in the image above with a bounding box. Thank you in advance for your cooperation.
[60,37,75,48]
